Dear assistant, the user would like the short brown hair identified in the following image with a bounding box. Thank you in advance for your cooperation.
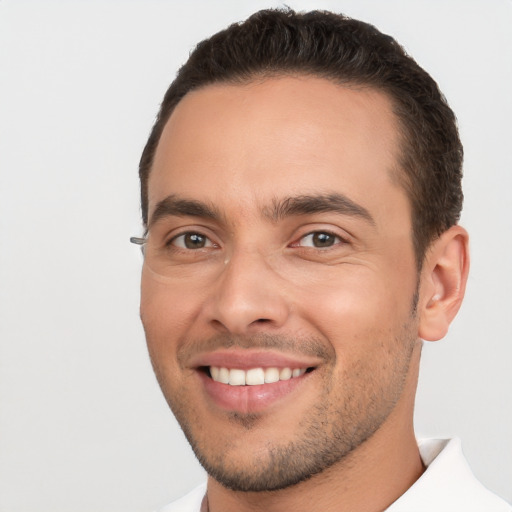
[138,8,463,267]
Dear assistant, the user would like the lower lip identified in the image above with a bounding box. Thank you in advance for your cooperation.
[198,371,312,414]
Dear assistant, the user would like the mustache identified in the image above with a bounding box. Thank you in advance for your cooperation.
[177,332,334,368]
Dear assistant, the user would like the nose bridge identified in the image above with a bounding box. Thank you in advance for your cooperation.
[207,246,290,333]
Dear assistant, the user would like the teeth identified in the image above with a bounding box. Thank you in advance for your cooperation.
[210,366,308,386]
[229,369,246,386]
[264,367,280,383]
[210,366,220,381]
[280,367,292,380]
[218,367,229,384]
[246,368,265,385]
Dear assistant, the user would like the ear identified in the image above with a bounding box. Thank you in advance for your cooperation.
[418,225,470,342]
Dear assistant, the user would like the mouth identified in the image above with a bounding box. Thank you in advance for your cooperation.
[192,353,319,414]
[203,365,313,386]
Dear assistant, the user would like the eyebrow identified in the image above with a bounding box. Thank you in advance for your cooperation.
[265,193,375,225]
[147,192,375,229]
[148,195,222,229]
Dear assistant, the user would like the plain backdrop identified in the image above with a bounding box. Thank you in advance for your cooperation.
[0,1,511,511]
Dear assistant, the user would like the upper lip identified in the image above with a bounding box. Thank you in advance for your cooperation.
[188,349,322,370]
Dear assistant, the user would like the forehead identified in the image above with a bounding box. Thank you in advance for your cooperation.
[149,76,406,223]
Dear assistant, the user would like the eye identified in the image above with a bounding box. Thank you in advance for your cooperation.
[296,231,343,248]
[170,232,215,250]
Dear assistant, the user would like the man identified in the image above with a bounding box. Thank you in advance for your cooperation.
[131,8,511,512]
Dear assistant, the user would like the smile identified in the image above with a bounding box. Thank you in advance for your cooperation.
[209,366,308,386]
[190,350,321,413]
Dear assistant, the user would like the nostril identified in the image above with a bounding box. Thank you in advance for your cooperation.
[255,318,271,324]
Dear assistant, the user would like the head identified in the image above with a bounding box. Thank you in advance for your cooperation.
[139,8,464,269]
[136,9,469,494]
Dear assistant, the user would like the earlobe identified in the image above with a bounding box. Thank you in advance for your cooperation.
[418,226,470,342]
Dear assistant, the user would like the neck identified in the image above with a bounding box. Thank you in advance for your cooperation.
[206,342,424,512]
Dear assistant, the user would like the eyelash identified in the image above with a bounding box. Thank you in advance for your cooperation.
[167,231,217,250]
[167,230,347,251]
[291,230,346,249]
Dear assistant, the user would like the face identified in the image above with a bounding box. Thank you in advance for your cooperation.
[141,76,421,491]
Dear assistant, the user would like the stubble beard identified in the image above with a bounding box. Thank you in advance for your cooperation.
[151,315,419,493]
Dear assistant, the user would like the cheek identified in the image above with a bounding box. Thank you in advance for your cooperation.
[295,266,413,344]
[140,271,200,359]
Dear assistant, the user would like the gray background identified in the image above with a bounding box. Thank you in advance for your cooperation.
[0,1,511,511]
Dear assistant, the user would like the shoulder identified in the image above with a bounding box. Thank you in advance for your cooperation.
[387,438,512,512]
[155,483,207,512]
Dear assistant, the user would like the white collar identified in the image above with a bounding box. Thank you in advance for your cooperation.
[386,438,510,511]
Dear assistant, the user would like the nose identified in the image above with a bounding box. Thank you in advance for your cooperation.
[205,250,290,334]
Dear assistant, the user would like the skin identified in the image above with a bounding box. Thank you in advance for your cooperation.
[140,76,469,512]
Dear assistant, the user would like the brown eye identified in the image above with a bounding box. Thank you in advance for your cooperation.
[171,232,213,249]
[298,232,341,248]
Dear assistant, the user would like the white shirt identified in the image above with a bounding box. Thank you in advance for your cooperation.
[157,438,511,512]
